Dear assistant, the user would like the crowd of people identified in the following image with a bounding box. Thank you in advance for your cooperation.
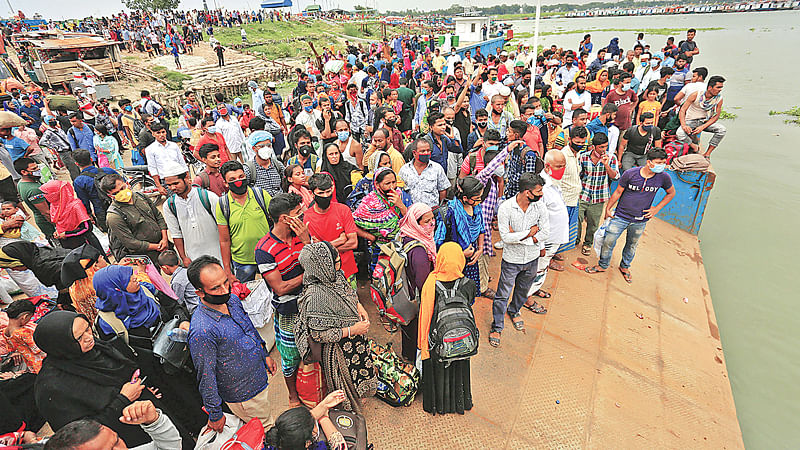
[0,17,726,448]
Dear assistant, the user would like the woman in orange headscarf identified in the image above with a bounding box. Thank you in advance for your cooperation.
[417,242,476,415]
[39,180,103,251]
[586,68,610,105]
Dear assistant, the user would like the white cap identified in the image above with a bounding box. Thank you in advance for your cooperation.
[160,161,188,178]
[500,51,509,56]
[499,85,511,97]
[267,81,277,88]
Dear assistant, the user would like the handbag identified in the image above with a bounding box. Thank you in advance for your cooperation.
[669,153,710,172]
[194,413,243,450]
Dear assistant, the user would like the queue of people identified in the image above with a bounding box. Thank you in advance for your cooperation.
[0,21,722,450]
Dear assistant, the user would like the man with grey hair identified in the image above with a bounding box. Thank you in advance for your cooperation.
[525,150,569,306]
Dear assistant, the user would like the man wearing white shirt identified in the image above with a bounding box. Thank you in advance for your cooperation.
[490,173,550,348]
[162,164,223,265]
[481,67,503,102]
[526,150,569,303]
[145,123,188,196]
[562,76,591,127]
[216,105,248,162]
[555,54,579,86]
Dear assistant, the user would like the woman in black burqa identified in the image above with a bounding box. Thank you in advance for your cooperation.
[32,310,195,449]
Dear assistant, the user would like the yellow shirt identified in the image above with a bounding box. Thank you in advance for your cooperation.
[638,100,662,121]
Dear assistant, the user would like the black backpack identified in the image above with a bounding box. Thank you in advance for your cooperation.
[429,278,479,364]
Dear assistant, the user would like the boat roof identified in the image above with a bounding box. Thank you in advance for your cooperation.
[12,31,118,50]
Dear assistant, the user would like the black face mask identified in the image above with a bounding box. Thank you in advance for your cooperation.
[528,194,542,202]
[476,122,487,129]
[314,194,332,209]
[445,119,455,126]
[298,144,313,157]
[228,179,248,195]
[385,119,396,128]
[203,290,230,305]
[570,142,583,152]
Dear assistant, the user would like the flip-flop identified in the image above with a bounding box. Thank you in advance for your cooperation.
[618,267,632,283]
[533,290,551,298]
[585,266,606,274]
[523,302,547,314]
[489,334,501,347]
[581,245,591,256]
[511,317,526,330]
[549,261,565,271]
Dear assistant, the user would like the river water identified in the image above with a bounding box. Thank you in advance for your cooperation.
[511,11,800,448]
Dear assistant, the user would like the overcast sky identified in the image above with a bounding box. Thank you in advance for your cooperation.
[13,0,573,21]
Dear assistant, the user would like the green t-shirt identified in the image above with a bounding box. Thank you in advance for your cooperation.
[216,188,271,265]
[17,180,55,238]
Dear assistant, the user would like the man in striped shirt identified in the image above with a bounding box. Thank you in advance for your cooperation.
[577,133,619,256]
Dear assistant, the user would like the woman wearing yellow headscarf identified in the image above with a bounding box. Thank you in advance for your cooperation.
[417,242,475,415]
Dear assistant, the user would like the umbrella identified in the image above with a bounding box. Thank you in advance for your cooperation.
[324,59,345,74]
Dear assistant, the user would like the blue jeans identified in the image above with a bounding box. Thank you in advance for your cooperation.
[492,258,538,333]
[233,261,258,282]
[598,217,648,270]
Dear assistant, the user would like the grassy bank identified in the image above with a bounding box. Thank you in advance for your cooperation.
[151,65,192,90]
[211,21,341,60]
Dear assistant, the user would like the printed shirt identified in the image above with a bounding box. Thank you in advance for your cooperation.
[398,160,450,208]
[616,168,673,222]
[254,232,305,315]
[503,144,538,199]
[4,323,45,373]
[578,151,619,204]
[188,294,269,422]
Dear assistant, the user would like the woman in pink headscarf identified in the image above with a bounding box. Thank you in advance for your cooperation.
[396,202,437,362]
[39,180,103,252]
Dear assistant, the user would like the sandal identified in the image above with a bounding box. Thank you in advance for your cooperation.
[488,332,501,347]
[523,302,547,314]
[549,260,565,272]
[552,253,564,262]
[533,290,551,299]
[511,316,526,330]
[618,267,632,284]
[585,265,606,274]
[581,245,591,256]
[380,316,398,333]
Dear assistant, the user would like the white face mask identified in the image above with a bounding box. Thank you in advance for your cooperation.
[257,146,274,160]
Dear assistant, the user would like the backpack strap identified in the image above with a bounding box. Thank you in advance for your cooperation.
[97,311,129,345]
[197,188,214,218]
[166,194,177,218]
[219,193,231,223]
[468,152,477,174]
[245,159,257,186]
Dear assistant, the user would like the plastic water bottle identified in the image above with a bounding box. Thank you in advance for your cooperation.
[167,328,188,343]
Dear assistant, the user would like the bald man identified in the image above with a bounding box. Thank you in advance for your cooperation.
[525,150,570,304]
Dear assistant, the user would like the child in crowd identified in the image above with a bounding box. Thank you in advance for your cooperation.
[285,163,313,209]
[2,299,46,373]
[0,201,48,245]
[638,88,662,124]
[158,250,200,315]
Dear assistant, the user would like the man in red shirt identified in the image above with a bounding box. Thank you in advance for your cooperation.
[303,173,359,286]
[520,104,545,158]
[195,117,232,163]
[603,72,639,132]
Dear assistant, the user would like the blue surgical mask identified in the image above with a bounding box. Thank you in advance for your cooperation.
[650,59,659,67]
[418,153,430,164]
[420,88,427,96]
[642,125,653,132]
[651,163,666,173]
[534,108,544,116]
[642,61,648,67]
[303,105,313,112]
[207,126,217,133]
[486,145,499,152]
[337,130,350,141]
[621,83,631,92]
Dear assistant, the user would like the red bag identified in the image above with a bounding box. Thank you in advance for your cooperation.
[221,418,265,450]
[231,281,251,300]
[296,362,327,408]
